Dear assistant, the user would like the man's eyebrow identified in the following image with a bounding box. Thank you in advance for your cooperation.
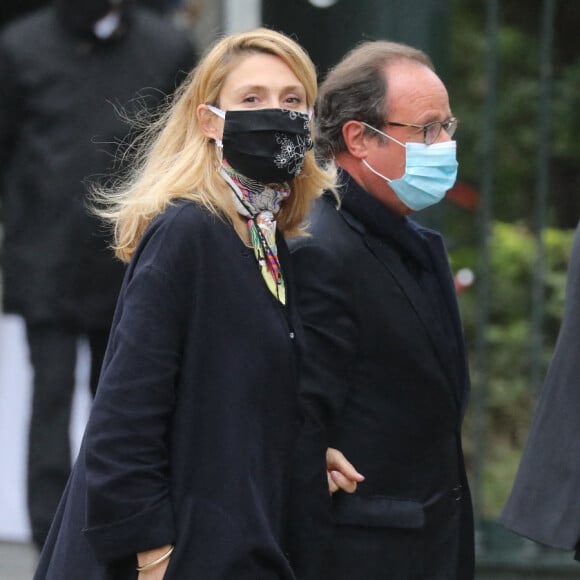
[410,113,451,125]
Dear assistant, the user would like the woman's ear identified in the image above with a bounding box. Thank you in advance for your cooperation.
[197,104,223,141]
[341,120,369,160]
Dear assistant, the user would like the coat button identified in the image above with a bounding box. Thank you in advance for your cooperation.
[289,332,295,339]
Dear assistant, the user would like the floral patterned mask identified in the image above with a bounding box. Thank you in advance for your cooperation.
[207,105,313,184]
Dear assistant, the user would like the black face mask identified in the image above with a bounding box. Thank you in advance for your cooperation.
[207,106,313,184]
[56,0,130,40]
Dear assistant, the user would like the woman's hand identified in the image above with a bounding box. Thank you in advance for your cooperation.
[326,447,365,494]
[137,544,173,580]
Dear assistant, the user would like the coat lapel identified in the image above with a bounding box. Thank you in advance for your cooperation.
[334,174,468,411]
[361,232,463,409]
[419,228,470,412]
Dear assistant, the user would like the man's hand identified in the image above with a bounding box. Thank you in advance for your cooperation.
[326,447,365,494]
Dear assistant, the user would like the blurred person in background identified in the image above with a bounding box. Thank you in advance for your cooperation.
[0,0,182,28]
[501,221,580,563]
[138,0,184,15]
[0,0,47,28]
[31,27,356,580]
[289,40,474,579]
[0,0,195,550]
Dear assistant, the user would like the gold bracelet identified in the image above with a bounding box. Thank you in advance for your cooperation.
[136,545,175,572]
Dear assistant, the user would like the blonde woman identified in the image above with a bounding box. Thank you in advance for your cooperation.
[33,28,356,580]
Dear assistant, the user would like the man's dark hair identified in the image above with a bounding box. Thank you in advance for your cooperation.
[316,41,434,161]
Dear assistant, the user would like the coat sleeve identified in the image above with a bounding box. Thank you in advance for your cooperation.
[286,239,359,578]
[0,37,22,201]
[291,240,359,432]
[82,219,194,561]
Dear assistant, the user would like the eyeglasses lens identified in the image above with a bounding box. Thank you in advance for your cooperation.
[425,125,439,145]
[426,119,457,145]
[445,118,458,138]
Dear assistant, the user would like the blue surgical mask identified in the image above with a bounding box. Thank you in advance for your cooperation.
[361,122,458,212]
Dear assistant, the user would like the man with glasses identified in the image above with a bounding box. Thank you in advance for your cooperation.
[290,41,474,579]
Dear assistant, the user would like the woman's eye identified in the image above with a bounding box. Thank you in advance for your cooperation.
[243,95,258,103]
[285,96,302,105]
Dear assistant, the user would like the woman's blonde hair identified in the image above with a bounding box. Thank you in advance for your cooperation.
[96,27,335,262]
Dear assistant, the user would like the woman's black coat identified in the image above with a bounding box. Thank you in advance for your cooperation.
[500,222,580,560]
[34,201,305,579]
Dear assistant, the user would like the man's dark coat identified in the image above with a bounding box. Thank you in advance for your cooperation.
[289,173,475,580]
[0,7,195,327]
[500,222,580,561]
[34,201,306,579]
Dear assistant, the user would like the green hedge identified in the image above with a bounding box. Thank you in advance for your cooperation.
[450,222,575,516]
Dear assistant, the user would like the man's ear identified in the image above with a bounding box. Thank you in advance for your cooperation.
[197,104,223,141]
[342,121,370,160]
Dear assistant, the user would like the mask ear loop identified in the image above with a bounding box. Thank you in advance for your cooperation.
[206,104,226,119]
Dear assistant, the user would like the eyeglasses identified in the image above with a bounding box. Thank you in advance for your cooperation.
[384,117,458,145]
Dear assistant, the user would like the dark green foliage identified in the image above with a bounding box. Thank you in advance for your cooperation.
[451,223,574,515]
[444,0,580,515]
[448,0,580,227]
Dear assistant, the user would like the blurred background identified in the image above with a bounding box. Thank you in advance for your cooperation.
[1,0,579,578]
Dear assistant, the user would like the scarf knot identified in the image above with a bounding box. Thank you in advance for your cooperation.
[220,163,290,303]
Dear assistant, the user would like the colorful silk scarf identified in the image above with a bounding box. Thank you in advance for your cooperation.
[220,163,290,304]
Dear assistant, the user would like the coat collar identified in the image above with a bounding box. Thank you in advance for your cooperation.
[334,170,433,272]
[331,170,469,410]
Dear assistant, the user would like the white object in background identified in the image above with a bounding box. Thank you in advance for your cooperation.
[0,315,91,542]
[308,0,339,7]
[225,0,260,32]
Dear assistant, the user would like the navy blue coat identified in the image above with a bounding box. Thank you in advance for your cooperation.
[34,201,305,579]
[289,173,475,580]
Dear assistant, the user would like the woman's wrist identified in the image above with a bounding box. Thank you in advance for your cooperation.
[136,544,174,572]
